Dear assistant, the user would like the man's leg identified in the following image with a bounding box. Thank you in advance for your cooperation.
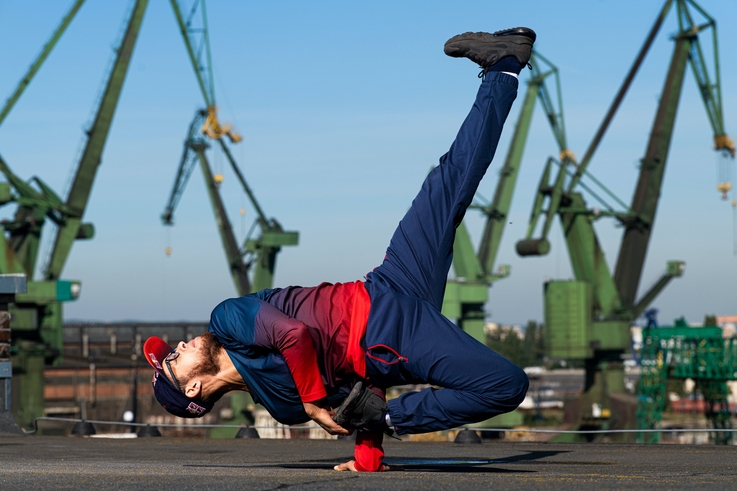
[367,28,535,310]
[356,29,536,434]
[364,293,528,434]
[368,69,519,310]
[330,73,518,431]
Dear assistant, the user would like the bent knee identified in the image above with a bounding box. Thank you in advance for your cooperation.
[506,366,529,407]
[485,365,528,409]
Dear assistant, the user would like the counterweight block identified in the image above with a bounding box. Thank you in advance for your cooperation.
[516,238,550,256]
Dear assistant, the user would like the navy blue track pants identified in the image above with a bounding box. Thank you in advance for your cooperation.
[363,72,529,435]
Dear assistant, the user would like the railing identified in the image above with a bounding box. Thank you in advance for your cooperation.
[25,416,737,443]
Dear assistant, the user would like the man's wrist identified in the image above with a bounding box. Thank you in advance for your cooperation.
[303,399,331,418]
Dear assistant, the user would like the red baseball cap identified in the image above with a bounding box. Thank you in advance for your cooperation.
[143,336,213,418]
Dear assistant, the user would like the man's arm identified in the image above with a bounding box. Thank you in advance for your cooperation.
[253,301,348,435]
[255,301,326,401]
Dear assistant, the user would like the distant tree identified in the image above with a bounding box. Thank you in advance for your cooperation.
[535,323,545,363]
[524,320,547,367]
[487,321,546,368]
[524,321,537,352]
[487,325,525,367]
[504,330,526,367]
[703,314,718,327]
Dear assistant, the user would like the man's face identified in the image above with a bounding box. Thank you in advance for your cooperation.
[165,332,221,390]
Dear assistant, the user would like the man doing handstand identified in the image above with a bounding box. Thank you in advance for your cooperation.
[145,27,536,472]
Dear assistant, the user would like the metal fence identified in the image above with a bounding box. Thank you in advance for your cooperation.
[63,322,208,359]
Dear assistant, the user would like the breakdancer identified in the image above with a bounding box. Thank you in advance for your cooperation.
[145,27,535,472]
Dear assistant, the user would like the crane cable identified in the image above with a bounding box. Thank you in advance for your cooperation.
[732,198,737,256]
[164,224,172,257]
[161,225,171,321]
[716,134,736,200]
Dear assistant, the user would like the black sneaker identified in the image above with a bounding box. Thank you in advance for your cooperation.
[444,28,536,69]
[332,381,388,433]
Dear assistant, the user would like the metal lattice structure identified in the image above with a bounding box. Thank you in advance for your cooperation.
[636,319,737,444]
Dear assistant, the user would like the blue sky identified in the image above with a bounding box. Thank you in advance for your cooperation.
[0,0,735,325]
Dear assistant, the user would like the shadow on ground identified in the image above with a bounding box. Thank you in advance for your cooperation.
[260,450,572,473]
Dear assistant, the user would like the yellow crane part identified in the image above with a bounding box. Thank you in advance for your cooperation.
[559,148,576,164]
[201,106,243,143]
[717,181,732,200]
[715,134,736,158]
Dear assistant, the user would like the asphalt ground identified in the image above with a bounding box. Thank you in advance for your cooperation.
[1,433,736,490]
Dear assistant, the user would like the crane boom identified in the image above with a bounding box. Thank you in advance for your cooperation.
[613,34,691,307]
[46,0,149,280]
[0,0,87,129]
[192,142,251,295]
[168,0,213,107]
[162,111,207,225]
[478,53,568,274]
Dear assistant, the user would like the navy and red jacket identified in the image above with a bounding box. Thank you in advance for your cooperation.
[208,281,383,471]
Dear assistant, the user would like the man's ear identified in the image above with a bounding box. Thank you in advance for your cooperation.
[184,379,202,399]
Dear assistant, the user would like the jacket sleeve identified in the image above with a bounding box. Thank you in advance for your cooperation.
[353,430,385,472]
[253,301,327,403]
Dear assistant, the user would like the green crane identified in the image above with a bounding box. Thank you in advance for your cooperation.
[515,0,734,438]
[442,52,571,342]
[163,0,298,296]
[0,0,150,428]
[162,110,298,295]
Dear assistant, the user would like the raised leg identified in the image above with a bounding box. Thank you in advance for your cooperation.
[368,72,518,310]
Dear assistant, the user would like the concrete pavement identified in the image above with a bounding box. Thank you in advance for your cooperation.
[1,434,736,490]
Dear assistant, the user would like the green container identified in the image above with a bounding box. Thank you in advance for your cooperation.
[544,280,591,359]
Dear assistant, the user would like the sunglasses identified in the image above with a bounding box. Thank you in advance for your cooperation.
[165,350,183,392]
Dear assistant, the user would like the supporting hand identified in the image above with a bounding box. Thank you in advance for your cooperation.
[334,460,357,472]
[303,400,350,436]
[334,460,390,472]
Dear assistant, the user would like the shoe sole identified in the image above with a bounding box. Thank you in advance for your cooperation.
[492,27,536,41]
[444,32,534,55]
[446,27,535,45]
